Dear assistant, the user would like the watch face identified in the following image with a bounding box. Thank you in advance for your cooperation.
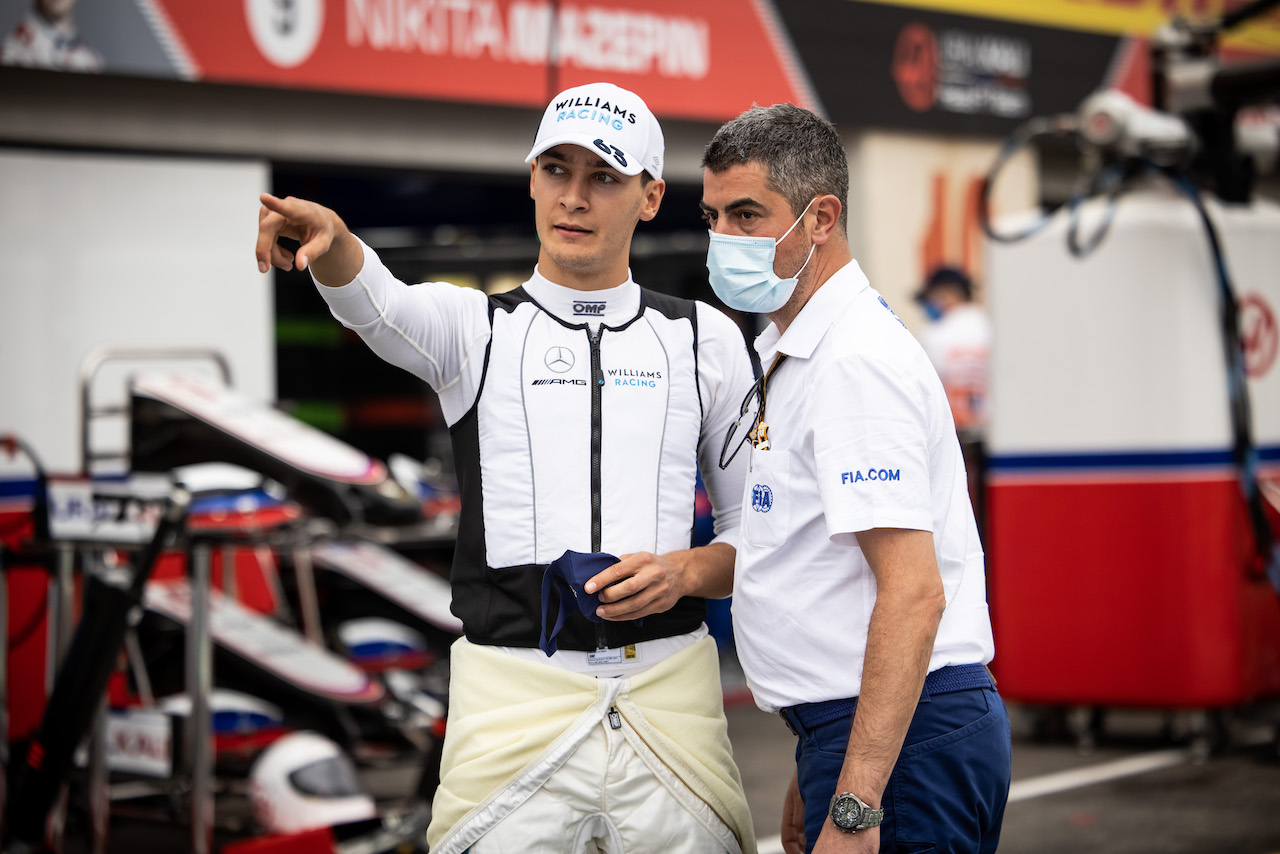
[831,795,864,829]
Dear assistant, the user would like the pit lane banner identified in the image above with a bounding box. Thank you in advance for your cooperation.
[848,0,1280,54]
[0,0,818,122]
[776,0,1280,134]
[774,0,1126,134]
[5,0,1276,132]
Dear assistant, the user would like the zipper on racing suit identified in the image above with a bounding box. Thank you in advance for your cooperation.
[588,325,609,651]
[608,703,740,848]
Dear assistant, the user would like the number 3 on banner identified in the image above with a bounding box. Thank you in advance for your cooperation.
[593,139,628,169]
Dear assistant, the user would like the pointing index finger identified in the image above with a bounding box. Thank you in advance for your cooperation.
[255,197,287,272]
[259,192,288,215]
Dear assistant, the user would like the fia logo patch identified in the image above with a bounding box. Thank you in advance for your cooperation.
[751,484,774,513]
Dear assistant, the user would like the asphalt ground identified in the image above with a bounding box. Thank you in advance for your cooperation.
[35,653,1280,853]
[725,678,1280,854]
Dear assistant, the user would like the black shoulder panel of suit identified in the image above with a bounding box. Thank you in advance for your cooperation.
[490,286,534,314]
[637,287,698,324]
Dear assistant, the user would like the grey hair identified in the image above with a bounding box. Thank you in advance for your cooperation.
[702,103,849,232]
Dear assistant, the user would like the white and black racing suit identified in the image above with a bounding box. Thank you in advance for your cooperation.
[315,238,754,652]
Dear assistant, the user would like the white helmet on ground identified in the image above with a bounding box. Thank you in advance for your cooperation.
[249,731,376,835]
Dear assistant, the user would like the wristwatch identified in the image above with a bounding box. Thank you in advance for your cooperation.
[829,791,884,833]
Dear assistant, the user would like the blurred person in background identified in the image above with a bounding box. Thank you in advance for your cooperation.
[701,102,1010,854]
[1,0,101,71]
[255,81,757,854]
[914,265,991,535]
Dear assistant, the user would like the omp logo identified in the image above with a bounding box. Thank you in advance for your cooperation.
[246,0,324,68]
[842,469,901,484]
[751,484,773,512]
[545,346,575,373]
[573,301,606,316]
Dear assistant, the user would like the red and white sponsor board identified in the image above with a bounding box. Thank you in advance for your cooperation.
[141,0,818,120]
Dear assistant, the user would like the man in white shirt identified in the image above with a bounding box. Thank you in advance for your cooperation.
[914,266,991,440]
[256,82,757,854]
[915,265,992,534]
[700,103,1010,854]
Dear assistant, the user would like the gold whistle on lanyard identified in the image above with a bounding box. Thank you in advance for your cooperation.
[749,421,770,451]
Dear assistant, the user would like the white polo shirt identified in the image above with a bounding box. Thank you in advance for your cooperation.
[731,260,994,714]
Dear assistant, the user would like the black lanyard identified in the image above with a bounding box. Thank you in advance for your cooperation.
[748,352,789,451]
[719,352,789,469]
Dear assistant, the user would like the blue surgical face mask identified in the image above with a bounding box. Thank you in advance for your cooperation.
[922,300,944,322]
[706,198,817,314]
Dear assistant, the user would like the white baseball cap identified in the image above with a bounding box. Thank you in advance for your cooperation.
[525,81,664,180]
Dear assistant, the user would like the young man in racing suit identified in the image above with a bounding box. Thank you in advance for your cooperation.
[255,82,758,854]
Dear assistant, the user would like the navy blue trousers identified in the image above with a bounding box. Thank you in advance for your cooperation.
[781,665,1012,854]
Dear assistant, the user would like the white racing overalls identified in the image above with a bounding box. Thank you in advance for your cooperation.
[315,240,756,853]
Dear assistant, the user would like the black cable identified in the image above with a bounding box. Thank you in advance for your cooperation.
[1065,163,1131,258]
[1163,168,1279,588]
[978,115,1079,244]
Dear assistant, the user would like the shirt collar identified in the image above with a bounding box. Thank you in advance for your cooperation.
[524,266,640,327]
[754,259,870,363]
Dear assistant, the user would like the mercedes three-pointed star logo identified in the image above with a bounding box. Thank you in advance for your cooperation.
[545,346,575,373]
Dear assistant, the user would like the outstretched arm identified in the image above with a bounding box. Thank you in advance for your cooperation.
[255,193,363,287]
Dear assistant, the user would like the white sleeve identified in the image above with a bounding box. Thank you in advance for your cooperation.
[312,237,492,426]
[813,352,934,544]
[693,302,756,548]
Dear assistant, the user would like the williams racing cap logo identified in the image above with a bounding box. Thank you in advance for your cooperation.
[553,95,638,128]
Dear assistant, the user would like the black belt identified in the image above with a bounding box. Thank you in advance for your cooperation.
[780,663,993,736]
